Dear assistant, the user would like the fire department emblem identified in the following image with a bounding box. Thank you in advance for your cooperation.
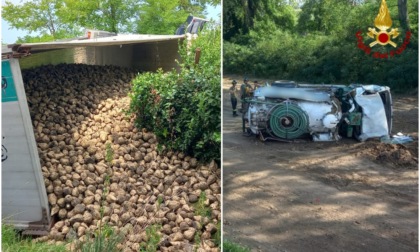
[367,0,399,47]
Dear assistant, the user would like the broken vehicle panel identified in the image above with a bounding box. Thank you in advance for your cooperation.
[245,81,392,141]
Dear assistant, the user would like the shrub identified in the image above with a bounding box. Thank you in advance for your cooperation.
[129,25,221,163]
[224,29,418,92]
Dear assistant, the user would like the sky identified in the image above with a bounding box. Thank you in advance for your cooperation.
[1,1,221,44]
[1,0,30,44]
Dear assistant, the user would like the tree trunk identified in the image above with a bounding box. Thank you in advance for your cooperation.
[110,3,118,33]
[398,0,409,31]
[242,0,251,33]
[46,3,57,38]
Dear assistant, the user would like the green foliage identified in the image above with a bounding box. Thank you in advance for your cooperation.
[157,195,163,208]
[194,191,212,218]
[212,221,221,248]
[60,0,140,33]
[223,0,297,40]
[83,147,115,252]
[137,0,190,34]
[192,192,221,250]
[129,25,221,163]
[297,0,351,35]
[2,0,75,40]
[16,33,69,43]
[140,224,162,252]
[408,0,419,35]
[223,240,251,252]
[79,224,123,252]
[1,224,67,252]
[2,224,17,246]
[224,1,419,92]
[194,230,201,251]
[105,142,114,166]
[136,0,215,35]
[3,0,214,43]
[101,143,112,219]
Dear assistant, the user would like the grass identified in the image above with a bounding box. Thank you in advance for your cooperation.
[194,191,212,218]
[2,224,67,252]
[105,142,114,166]
[212,221,221,248]
[77,142,123,252]
[157,195,163,209]
[140,224,161,252]
[194,220,221,251]
[192,191,221,251]
[223,240,251,252]
[193,191,210,251]
[2,143,123,252]
[194,231,201,250]
[78,224,123,252]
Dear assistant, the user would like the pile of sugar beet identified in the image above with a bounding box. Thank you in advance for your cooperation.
[23,63,221,252]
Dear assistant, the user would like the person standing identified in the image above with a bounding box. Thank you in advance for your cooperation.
[240,78,253,112]
[240,78,253,134]
[253,80,260,90]
[240,78,253,101]
[229,80,239,117]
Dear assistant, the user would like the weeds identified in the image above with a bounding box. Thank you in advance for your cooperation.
[140,224,161,252]
[194,231,201,251]
[2,224,67,252]
[193,191,221,251]
[78,224,123,252]
[105,142,114,166]
[157,195,163,209]
[194,191,211,218]
[77,143,122,252]
[212,221,221,248]
[139,194,164,251]
[223,240,251,252]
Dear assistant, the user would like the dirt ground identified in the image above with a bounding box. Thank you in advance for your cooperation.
[222,75,418,252]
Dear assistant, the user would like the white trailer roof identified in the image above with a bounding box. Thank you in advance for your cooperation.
[3,34,185,54]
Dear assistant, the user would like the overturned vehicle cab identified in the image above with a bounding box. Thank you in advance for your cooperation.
[245,81,392,141]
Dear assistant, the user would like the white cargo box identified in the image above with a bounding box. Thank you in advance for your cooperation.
[1,32,188,235]
[2,58,51,235]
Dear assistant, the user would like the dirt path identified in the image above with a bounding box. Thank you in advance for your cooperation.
[222,75,418,252]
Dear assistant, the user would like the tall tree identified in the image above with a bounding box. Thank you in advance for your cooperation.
[137,0,190,34]
[136,0,207,35]
[59,0,139,33]
[2,0,72,40]
[397,0,409,31]
[3,0,216,42]
[223,0,297,41]
[297,0,352,35]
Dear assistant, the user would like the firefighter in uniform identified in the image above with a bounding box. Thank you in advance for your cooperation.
[253,80,260,90]
[229,80,239,117]
[240,78,253,134]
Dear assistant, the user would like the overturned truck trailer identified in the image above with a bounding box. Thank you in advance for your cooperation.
[246,82,392,142]
[1,15,208,235]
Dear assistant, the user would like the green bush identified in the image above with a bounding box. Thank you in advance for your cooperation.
[224,29,418,92]
[129,25,221,163]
